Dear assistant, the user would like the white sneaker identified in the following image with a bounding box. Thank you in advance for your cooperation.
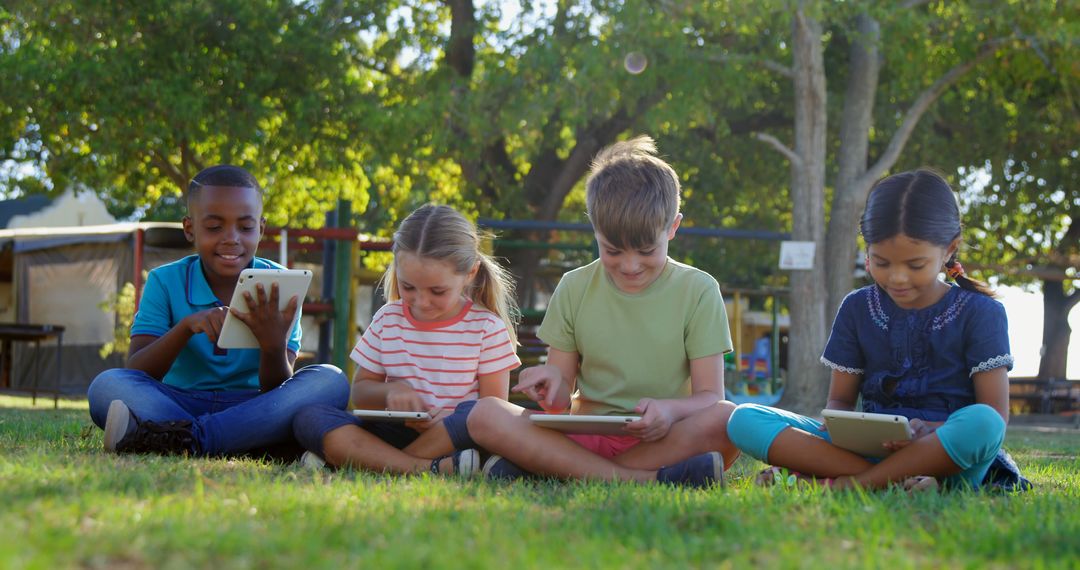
[431,449,480,477]
[456,449,480,477]
[300,451,326,470]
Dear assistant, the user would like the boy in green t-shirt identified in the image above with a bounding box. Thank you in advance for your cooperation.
[466,136,739,487]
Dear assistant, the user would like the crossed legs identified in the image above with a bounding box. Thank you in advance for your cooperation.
[465,397,739,482]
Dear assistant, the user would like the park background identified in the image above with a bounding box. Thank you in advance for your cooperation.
[1,0,1077,413]
[0,2,1078,568]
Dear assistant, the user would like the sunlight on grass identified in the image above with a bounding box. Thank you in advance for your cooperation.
[1,395,1078,568]
[0,394,89,410]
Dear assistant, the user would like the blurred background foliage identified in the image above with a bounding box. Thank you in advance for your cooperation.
[0,0,1076,340]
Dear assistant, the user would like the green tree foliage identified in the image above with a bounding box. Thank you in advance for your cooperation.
[662,0,1074,410]
[899,3,1080,379]
[3,0,1076,383]
[0,0,382,226]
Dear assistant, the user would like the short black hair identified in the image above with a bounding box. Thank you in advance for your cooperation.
[186,165,262,204]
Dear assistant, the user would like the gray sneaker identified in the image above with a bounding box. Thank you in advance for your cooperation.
[656,452,725,488]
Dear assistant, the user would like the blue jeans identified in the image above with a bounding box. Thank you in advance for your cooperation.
[87,364,350,457]
[292,400,479,459]
[727,403,1005,488]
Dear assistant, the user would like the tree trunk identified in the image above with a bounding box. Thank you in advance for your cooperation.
[825,13,997,340]
[1038,279,1079,380]
[825,13,880,323]
[778,6,830,415]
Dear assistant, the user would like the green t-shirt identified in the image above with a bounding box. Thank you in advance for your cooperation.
[538,258,733,415]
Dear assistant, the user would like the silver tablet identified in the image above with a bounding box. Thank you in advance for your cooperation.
[217,268,312,349]
[352,409,433,422]
[530,414,641,436]
[821,409,913,459]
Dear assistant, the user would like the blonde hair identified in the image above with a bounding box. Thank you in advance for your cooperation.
[382,205,519,344]
[585,135,681,249]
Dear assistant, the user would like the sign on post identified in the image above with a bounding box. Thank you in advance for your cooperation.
[779,241,816,270]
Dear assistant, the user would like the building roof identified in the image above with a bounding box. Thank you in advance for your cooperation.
[0,194,53,229]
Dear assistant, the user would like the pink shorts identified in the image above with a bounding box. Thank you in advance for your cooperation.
[566,433,641,459]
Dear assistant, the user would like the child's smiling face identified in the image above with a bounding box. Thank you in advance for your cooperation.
[595,214,680,294]
[394,251,477,322]
[867,233,957,310]
[183,185,265,288]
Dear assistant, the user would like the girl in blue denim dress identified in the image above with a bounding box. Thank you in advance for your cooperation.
[727,169,1026,491]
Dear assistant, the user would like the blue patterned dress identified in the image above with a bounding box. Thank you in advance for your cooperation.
[821,284,1013,422]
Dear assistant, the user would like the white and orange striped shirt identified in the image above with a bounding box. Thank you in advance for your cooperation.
[351,299,521,411]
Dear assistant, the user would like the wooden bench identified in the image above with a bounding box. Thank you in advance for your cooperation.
[1009,377,1080,416]
[0,323,66,408]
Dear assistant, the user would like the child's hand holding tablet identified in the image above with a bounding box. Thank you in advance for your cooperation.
[218,268,312,349]
[821,409,914,459]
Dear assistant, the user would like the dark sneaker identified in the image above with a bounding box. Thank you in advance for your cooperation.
[104,399,197,456]
[656,451,725,488]
[481,454,530,481]
[430,448,480,477]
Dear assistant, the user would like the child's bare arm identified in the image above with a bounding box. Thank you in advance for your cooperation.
[125,306,231,379]
[626,353,724,442]
[825,370,861,411]
[511,347,577,412]
[477,369,511,400]
[350,366,430,412]
[973,367,1010,423]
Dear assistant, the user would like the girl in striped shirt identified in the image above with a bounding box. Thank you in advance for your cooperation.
[292,205,521,475]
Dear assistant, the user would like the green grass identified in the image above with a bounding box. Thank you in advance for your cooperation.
[1,395,1078,569]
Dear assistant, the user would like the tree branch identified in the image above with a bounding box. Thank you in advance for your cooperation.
[753,132,803,168]
[900,0,934,9]
[149,152,188,191]
[1013,24,1057,74]
[971,263,1072,282]
[704,52,794,78]
[857,39,1006,189]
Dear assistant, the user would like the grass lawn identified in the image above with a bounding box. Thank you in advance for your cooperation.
[1,394,1077,569]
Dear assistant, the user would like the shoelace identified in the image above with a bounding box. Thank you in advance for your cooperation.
[119,421,195,455]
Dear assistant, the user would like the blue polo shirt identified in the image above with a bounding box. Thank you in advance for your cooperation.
[131,255,303,391]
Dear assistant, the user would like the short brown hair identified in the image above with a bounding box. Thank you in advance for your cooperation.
[585,135,680,249]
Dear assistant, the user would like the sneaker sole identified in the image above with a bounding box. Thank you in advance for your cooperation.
[103,400,130,453]
[457,449,480,477]
[711,452,725,488]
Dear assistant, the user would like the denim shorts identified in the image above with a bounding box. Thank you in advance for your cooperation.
[293,399,478,458]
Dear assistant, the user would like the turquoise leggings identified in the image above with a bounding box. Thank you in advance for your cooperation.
[726,403,1006,488]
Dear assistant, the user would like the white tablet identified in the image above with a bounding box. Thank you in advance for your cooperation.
[821,409,913,459]
[352,409,432,422]
[217,268,312,349]
[530,414,641,436]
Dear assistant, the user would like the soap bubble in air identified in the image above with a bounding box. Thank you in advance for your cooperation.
[624,52,648,75]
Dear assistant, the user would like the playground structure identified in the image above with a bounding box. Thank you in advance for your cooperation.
[0,198,1073,417]
[253,200,390,377]
[0,199,387,395]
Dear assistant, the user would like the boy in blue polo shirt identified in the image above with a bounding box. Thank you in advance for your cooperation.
[86,165,349,457]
